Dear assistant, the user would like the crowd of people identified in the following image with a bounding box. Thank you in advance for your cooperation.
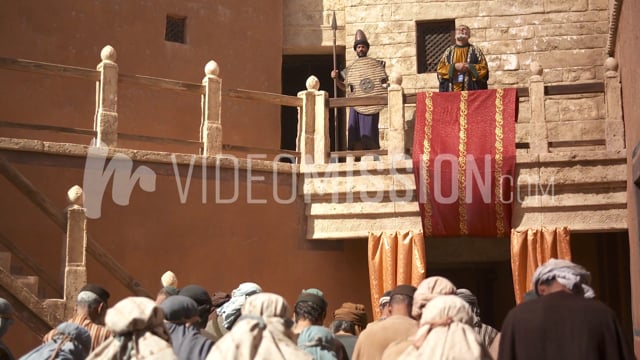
[0,258,635,359]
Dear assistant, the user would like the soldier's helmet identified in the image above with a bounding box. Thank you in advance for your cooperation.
[354,29,370,50]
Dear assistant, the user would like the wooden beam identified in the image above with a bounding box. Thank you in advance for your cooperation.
[0,57,99,81]
[0,156,152,298]
[0,120,95,137]
[119,73,203,94]
[223,88,302,107]
[0,232,62,298]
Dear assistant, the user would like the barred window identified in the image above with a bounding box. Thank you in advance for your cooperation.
[165,15,186,44]
[416,20,455,73]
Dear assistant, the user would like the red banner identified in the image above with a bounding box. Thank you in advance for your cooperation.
[412,89,517,237]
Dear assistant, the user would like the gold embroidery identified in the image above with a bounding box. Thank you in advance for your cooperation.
[422,92,434,236]
[494,89,505,237]
[458,91,468,235]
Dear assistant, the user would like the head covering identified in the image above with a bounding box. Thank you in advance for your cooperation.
[0,298,13,339]
[216,282,263,330]
[398,295,490,360]
[353,29,370,50]
[242,292,291,319]
[86,297,177,360]
[163,286,179,296]
[532,258,595,298]
[163,296,215,360]
[297,325,339,360]
[179,285,213,308]
[456,289,481,327]
[333,302,367,330]
[161,270,178,288]
[207,292,312,360]
[160,295,198,322]
[412,276,457,319]
[180,284,214,328]
[80,284,110,303]
[296,288,328,310]
[22,322,91,360]
[210,291,231,309]
[379,290,392,307]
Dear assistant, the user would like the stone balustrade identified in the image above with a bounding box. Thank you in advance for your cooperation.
[90,44,624,163]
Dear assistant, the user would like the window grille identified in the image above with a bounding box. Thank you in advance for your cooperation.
[416,21,455,73]
[165,15,186,44]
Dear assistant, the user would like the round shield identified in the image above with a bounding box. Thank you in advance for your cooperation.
[345,57,388,114]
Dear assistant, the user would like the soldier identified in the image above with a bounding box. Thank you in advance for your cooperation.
[332,29,388,151]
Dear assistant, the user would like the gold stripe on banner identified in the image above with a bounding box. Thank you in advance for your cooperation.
[494,89,506,237]
[422,92,434,236]
[458,91,468,235]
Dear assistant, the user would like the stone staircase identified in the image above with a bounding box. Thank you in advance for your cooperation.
[0,250,61,337]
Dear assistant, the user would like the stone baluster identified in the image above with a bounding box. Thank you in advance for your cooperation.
[604,57,625,150]
[64,185,88,318]
[201,61,222,156]
[387,72,405,159]
[528,62,548,153]
[298,76,329,164]
[95,45,119,147]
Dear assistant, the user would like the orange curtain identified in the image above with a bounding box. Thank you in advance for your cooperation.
[510,227,571,304]
[368,231,426,320]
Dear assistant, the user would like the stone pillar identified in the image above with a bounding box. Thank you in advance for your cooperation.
[528,62,548,153]
[64,185,87,318]
[96,45,119,147]
[604,57,625,150]
[201,61,223,156]
[297,76,322,164]
[387,72,405,159]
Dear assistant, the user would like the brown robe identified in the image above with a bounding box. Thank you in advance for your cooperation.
[498,291,634,360]
[352,315,418,360]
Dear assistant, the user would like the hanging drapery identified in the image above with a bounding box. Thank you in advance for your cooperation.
[510,226,572,304]
[412,88,517,237]
[368,231,426,320]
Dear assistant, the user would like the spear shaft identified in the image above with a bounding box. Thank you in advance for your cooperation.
[331,11,339,152]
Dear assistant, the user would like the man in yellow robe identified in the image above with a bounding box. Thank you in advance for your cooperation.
[437,25,489,92]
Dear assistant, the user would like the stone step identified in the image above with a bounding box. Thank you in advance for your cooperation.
[14,275,39,295]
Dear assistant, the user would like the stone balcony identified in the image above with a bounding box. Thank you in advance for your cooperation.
[0,49,627,243]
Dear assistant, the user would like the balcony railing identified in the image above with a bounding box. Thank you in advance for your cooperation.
[0,46,625,165]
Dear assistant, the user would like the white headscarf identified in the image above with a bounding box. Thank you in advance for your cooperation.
[87,297,177,360]
[216,282,263,330]
[207,292,312,360]
[532,258,595,298]
[398,295,491,360]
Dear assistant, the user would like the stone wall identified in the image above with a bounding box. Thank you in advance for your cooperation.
[284,0,611,150]
[617,0,640,353]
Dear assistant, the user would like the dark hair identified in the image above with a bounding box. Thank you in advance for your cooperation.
[390,294,413,308]
[329,319,356,335]
[294,301,326,324]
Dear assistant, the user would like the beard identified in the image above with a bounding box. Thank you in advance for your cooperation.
[456,34,469,41]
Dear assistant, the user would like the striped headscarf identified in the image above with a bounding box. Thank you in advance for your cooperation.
[532,258,595,298]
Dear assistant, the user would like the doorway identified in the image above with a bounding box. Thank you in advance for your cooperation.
[281,55,345,153]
